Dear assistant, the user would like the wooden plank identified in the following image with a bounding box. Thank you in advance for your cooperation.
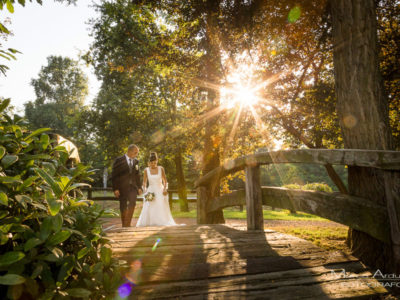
[206,187,389,242]
[108,225,387,299]
[131,262,387,299]
[195,149,400,187]
[196,186,208,224]
[261,187,390,243]
[245,165,264,230]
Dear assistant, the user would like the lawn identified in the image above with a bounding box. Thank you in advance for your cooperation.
[270,226,349,251]
[95,199,328,221]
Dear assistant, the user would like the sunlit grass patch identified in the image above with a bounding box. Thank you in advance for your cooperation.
[271,226,349,251]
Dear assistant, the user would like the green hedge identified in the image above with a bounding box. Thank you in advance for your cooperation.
[0,99,121,299]
[283,182,333,193]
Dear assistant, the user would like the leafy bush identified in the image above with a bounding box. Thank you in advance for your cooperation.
[302,182,333,193]
[0,99,121,299]
[283,182,333,193]
[282,183,302,190]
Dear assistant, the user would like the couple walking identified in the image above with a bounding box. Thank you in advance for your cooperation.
[111,144,177,227]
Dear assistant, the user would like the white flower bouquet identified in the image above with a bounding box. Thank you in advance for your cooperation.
[144,192,155,202]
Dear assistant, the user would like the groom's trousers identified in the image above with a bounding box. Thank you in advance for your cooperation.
[120,187,137,227]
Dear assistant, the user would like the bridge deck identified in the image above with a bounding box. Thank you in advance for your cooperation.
[107,224,388,299]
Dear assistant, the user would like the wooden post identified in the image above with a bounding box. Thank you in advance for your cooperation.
[245,165,264,231]
[197,186,208,224]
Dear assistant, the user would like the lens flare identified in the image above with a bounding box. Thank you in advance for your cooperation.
[117,282,132,298]
[125,259,142,285]
[152,238,162,252]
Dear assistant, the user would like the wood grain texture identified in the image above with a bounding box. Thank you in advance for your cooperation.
[207,186,390,243]
[245,165,264,230]
[108,225,388,299]
[195,149,400,187]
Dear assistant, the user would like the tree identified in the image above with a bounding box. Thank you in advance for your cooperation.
[24,55,88,138]
[330,0,400,272]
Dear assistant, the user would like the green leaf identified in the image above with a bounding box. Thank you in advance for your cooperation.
[0,274,25,285]
[39,217,53,241]
[35,168,63,198]
[57,256,74,283]
[77,247,90,259]
[0,251,25,267]
[24,128,51,141]
[24,238,43,252]
[18,176,38,191]
[20,154,52,161]
[6,0,14,13]
[15,195,32,208]
[0,211,8,219]
[0,23,10,34]
[0,192,8,206]
[59,176,70,190]
[31,264,43,279]
[40,134,50,150]
[52,214,63,232]
[48,199,63,216]
[0,233,8,245]
[65,288,91,298]
[46,230,71,246]
[100,247,112,267]
[1,155,18,168]
[0,176,22,184]
[41,162,56,175]
[0,146,6,160]
[0,98,10,113]
[31,202,47,211]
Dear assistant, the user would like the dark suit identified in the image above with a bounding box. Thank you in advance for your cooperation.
[112,155,141,227]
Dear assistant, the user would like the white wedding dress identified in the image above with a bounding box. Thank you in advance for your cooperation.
[136,166,177,227]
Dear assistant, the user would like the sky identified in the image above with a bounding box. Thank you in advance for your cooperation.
[0,0,100,113]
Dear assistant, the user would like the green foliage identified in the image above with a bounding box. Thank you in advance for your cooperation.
[24,56,88,138]
[261,163,347,192]
[283,182,333,193]
[0,99,121,299]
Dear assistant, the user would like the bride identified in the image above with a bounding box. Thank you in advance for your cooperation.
[136,152,177,227]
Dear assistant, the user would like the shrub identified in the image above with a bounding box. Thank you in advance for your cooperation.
[302,182,333,193]
[282,183,302,190]
[0,99,121,299]
[283,182,333,193]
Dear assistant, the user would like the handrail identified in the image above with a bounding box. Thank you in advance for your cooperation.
[195,148,400,237]
[195,149,400,187]
[82,187,197,202]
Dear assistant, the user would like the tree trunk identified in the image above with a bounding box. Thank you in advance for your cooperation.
[330,0,400,273]
[174,147,189,212]
[198,5,225,224]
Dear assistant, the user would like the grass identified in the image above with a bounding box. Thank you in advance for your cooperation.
[271,226,349,251]
[95,199,328,221]
[171,208,329,221]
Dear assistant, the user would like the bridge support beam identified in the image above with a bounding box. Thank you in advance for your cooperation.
[197,186,208,224]
[245,165,264,230]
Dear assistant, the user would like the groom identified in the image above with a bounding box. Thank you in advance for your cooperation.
[112,144,143,227]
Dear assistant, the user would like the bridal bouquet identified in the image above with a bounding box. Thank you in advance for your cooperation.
[144,192,155,202]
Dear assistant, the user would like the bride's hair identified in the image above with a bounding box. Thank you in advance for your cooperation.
[149,152,158,162]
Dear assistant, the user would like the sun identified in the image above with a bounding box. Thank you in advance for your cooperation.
[220,82,260,109]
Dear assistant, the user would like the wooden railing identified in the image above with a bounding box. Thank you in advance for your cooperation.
[82,187,197,209]
[195,149,400,242]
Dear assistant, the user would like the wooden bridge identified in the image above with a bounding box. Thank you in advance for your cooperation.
[107,149,400,299]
